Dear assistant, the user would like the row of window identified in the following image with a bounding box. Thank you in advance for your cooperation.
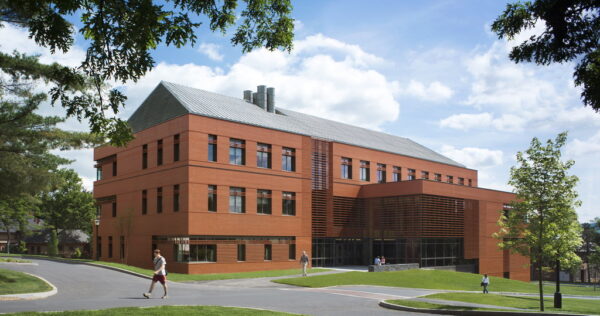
[96,236,125,259]
[173,243,296,262]
[214,135,296,171]
[142,134,180,169]
[104,186,296,216]
[340,157,472,186]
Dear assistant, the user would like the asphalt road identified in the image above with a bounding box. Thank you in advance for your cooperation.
[0,259,438,316]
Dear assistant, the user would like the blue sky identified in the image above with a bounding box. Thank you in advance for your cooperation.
[1,0,598,222]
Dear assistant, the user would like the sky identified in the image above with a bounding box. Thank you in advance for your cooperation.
[1,0,598,222]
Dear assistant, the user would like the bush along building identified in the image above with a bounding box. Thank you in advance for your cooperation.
[93,82,529,280]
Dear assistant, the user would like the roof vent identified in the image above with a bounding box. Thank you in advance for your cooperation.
[243,85,276,113]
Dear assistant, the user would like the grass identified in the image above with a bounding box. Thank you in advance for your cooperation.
[385,299,510,312]
[0,268,52,295]
[0,257,32,263]
[274,269,600,296]
[0,254,329,282]
[0,306,301,315]
[424,292,600,315]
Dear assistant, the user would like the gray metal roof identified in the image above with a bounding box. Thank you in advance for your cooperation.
[128,81,464,167]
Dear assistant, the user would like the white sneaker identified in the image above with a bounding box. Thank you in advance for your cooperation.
[143,292,150,298]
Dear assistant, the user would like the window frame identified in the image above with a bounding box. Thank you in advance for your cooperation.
[282,191,296,216]
[256,143,272,169]
[173,134,180,162]
[282,147,296,172]
[208,135,217,162]
[229,187,246,213]
[173,184,180,212]
[359,160,370,181]
[157,187,163,213]
[377,163,386,183]
[229,138,246,165]
[256,189,272,214]
[157,139,163,166]
[208,185,217,212]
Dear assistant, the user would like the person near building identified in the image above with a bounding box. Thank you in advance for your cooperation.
[380,256,386,265]
[481,274,490,294]
[143,249,168,299]
[374,256,381,265]
[300,250,310,276]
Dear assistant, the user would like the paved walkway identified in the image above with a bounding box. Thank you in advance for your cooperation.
[0,259,431,316]
[2,260,598,315]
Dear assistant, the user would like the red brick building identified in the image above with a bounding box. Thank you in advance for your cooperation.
[93,82,529,280]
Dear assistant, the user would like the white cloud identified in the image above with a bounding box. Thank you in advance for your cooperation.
[567,131,600,157]
[121,33,400,130]
[198,42,224,61]
[441,145,503,169]
[0,24,85,67]
[402,80,453,102]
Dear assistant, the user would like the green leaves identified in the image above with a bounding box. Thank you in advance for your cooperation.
[492,0,600,112]
[1,0,295,145]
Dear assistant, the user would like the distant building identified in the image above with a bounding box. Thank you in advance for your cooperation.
[25,229,90,257]
[93,82,529,280]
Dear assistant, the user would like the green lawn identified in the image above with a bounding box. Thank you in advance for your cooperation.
[424,292,600,315]
[0,268,52,295]
[385,299,510,312]
[0,254,329,282]
[0,257,31,263]
[274,269,600,296]
[0,306,301,316]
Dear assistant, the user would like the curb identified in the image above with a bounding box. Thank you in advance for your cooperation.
[0,272,57,301]
[378,300,589,316]
[6,255,152,281]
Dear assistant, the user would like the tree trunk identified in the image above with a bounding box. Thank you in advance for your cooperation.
[539,257,544,311]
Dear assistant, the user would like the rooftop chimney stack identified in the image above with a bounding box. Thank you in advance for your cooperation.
[257,85,267,110]
[243,90,253,103]
[244,85,276,113]
[267,87,275,113]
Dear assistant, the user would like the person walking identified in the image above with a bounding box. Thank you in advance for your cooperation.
[143,249,168,299]
[481,274,490,294]
[300,250,310,276]
[374,256,381,265]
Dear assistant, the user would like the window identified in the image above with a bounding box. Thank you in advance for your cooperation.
[264,244,272,260]
[208,135,217,162]
[96,166,102,180]
[174,244,216,262]
[112,160,117,176]
[421,171,429,180]
[229,138,245,165]
[208,185,217,212]
[108,236,113,258]
[392,166,401,182]
[142,144,148,169]
[237,244,246,261]
[256,143,272,168]
[447,175,454,184]
[174,134,180,162]
[112,202,117,217]
[468,179,473,187]
[142,190,147,215]
[289,244,296,260]
[157,140,163,166]
[96,237,101,259]
[282,147,296,171]
[408,169,416,180]
[458,177,465,185]
[173,185,180,212]
[360,160,370,181]
[435,173,442,181]
[282,192,296,216]
[257,189,272,214]
[341,157,352,179]
[120,236,125,259]
[377,163,386,183]
[229,187,245,213]
[157,187,163,213]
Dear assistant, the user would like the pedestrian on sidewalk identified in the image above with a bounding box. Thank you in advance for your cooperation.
[300,250,310,276]
[481,274,490,294]
[143,249,168,299]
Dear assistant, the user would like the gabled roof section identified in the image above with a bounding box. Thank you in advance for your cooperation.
[128,83,190,133]
[128,81,465,168]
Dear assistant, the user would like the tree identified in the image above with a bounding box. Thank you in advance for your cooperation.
[582,218,600,283]
[0,0,294,145]
[495,132,583,311]
[0,195,35,254]
[47,229,58,257]
[492,1,599,112]
[0,55,99,200]
[37,168,96,238]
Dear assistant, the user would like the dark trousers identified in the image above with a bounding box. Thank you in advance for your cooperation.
[483,283,489,293]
